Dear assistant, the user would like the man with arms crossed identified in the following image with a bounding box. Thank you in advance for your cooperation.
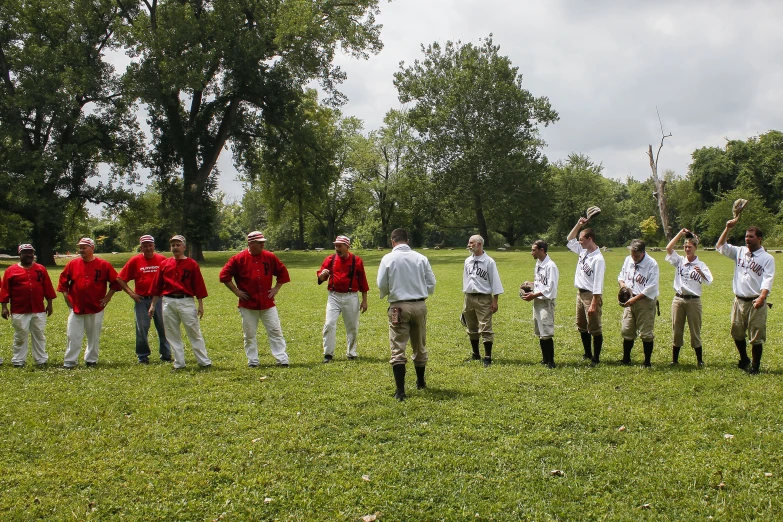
[220,231,291,367]
[0,244,57,367]
[377,228,436,401]
[716,219,775,374]
[462,234,503,367]
[566,218,605,365]
[317,235,369,363]
[117,235,171,364]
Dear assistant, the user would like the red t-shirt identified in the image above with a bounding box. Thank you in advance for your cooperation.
[0,263,57,314]
[118,253,167,296]
[152,257,208,299]
[219,249,290,310]
[57,257,120,314]
[317,253,369,293]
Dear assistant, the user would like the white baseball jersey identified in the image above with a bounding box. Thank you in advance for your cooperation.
[534,255,559,300]
[665,251,713,296]
[717,243,775,298]
[567,238,605,294]
[618,254,659,299]
[463,253,504,295]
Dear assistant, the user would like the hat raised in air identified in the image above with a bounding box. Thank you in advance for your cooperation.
[247,231,267,243]
[333,235,351,247]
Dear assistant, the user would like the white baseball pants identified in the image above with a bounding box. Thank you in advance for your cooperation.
[162,297,211,368]
[239,306,288,365]
[322,291,360,357]
[63,311,104,366]
[11,312,48,365]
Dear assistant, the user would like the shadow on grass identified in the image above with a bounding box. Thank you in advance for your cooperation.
[415,386,475,401]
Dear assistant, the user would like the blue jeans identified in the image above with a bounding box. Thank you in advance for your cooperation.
[135,297,171,361]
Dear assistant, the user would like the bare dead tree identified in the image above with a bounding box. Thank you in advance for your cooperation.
[647,108,673,240]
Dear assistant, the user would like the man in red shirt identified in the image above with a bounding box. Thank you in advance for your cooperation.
[117,234,171,364]
[220,231,290,367]
[58,237,123,368]
[317,235,369,363]
[0,244,57,367]
[149,235,211,369]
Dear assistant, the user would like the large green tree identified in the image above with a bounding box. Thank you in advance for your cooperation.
[0,0,143,264]
[394,35,558,246]
[120,0,383,259]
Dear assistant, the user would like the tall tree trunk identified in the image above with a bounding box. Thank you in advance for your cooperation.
[474,193,489,247]
[182,173,207,261]
[297,192,305,249]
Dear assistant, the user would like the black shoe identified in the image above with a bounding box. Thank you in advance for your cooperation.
[86,362,97,367]
[138,358,150,365]
[323,354,333,363]
[547,361,556,369]
[60,364,76,370]
[738,358,751,370]
[199,364,212,369]
[160,357,173,362]
[669,361,678,366]
[589,360,599,367]
[620,359,632,366]
[277,363,289,368]
[12,363,25,368]
[642,362,652,368]
[347,355,357,360]
[697,360,705,367]
[248,363,259,368]
[748,367,760,375]
[394,390,407,401]
[483,357,492,367]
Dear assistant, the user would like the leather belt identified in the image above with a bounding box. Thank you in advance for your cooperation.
[737,295,759,302]
[675,293,699,299]
[164,294,189,299]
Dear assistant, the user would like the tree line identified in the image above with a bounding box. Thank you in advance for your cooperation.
[2,3,781,262]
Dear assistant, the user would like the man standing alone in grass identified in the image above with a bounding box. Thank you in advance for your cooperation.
[117,235,171,364]
[665,229,712,366]
[317,235,369,363]
[0,244,57,367]
[522,240,559,368]
[462,234,503,367]
[220,231,290,368]
[566,218,605,365]
[377,228,436,401]
[716,219,775,374]
[618,239,659,367]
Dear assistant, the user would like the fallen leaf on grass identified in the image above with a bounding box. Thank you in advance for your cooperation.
[640,503,651,509]
[264,497,273,504]
[361,514,378,522]
[550,470,565,477]
[259,376,268,381]
[252,438,261,443]
[362,475,371,482]
[724,434,734,439]
[716,482,725,490]
[618,425,627,432]
[765,472,773,477]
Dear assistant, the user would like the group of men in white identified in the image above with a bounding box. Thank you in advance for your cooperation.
[0,215,775,400]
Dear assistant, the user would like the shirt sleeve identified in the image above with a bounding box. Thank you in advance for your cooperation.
[566,238,581,254]
[489,258,504,295]
[640,262,659,299]
[57,264,72,293]
[107,263,121,291]
[151,263,165,296]
[218,256,236,283]
[665,251,681,266]
[425,259,436,295]
[618,258,630,286]
[43,269,57,300]
[699,262,714,286]
[377,257,389,299]
[356,258,370,293]
[193,264,208,299]
[118,257,134,282]
[762,256,775,293]
[274,256,291,285]
[317,256,331,284]
[591,257,605,295]
[717,242,739,260]
[0,269,10,303]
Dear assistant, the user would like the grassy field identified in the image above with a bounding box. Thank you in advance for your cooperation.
[1,247,782,521]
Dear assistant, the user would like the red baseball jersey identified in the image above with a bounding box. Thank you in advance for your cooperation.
[152,257,208,299]
[57,257,120,314]
[317,253,369,293]
[0,263,57,314]
[118,253,167,296]
[219,249,290,310]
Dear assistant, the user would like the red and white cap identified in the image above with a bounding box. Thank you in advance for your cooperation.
[18,244,34,253]
[78,237,95,248]
[333,235,351,247]
[170,234,186,244]
[139,234,155,244]
[247,231,267,243]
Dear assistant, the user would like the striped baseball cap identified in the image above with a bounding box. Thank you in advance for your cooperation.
[139,234,155,244]
[170,234,186,244]
[333,235,351,247]
[247,231,266,242]
[18,244,34,253]
[78,237,95,248]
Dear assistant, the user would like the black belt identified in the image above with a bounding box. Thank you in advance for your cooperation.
[137,295,153,299]
[675,293,699,299]
[467,292,490,296]
[398,298,426,302]
[737,295,759,302]
[164,294,190,299]
[578,288,591,293]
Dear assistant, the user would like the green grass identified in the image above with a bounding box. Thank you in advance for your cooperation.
[1,248,783,520]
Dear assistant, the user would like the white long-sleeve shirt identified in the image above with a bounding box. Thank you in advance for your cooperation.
[377,244,436,302]
[533,255,559,300]
[717,243,775,298]
[566,238,605,294]
[463,253,504,295]
[618,254,659,299]
[665,251,713,296]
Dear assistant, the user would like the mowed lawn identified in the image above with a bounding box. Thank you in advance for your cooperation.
[2,247,783,521]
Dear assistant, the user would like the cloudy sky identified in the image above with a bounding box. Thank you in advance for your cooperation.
[213,0,782,199]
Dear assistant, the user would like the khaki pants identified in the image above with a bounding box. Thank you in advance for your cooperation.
[621,296,656,341]
[388,301,428,367]
[671,296,702,348]
[575,290,602,335]
[463,293,494,342]
[533,299,556,340]
[731,297,767,345]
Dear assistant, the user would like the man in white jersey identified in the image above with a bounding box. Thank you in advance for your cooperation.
[716,219,775,374]
[618,239,659,367]
[522,240,559,368]
[462,235,504,367]
[566,217,605,365]
[665,229,713,366]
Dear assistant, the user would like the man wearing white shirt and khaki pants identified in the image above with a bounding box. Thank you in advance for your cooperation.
[716,219,775,374]
[665,229,713,366]
[463,235,504,367]
[522,240,559,368]
[377,228,437,401]
[566,218,606,365]
[618,239,659,367]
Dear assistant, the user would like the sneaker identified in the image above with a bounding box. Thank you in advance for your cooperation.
[86,362,97,367]
[323,354,333,364]
[483,357,492,367]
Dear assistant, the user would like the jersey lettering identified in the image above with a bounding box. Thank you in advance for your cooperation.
[263,262,270,276]
[94,269,102,282]
[181,269,190,282]
[36,270,43,282]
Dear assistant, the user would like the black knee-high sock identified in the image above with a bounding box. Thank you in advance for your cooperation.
[546,338,555,364]
[735,339,749,362]
[580,331,592,358]
[751,344,763,372]
[622,339,634,363]
[671,346,681,364]
[694,346,703,364]
[642,341,654,366]
[483,341,493,359]
[471,338,480,358]
[539,338,547,364]
[593,335,603,362]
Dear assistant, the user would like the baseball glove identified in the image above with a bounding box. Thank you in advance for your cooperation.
[519,283,533,297]
[586,206,602,221]
[618,287,632,305]
[733,198,748,220]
